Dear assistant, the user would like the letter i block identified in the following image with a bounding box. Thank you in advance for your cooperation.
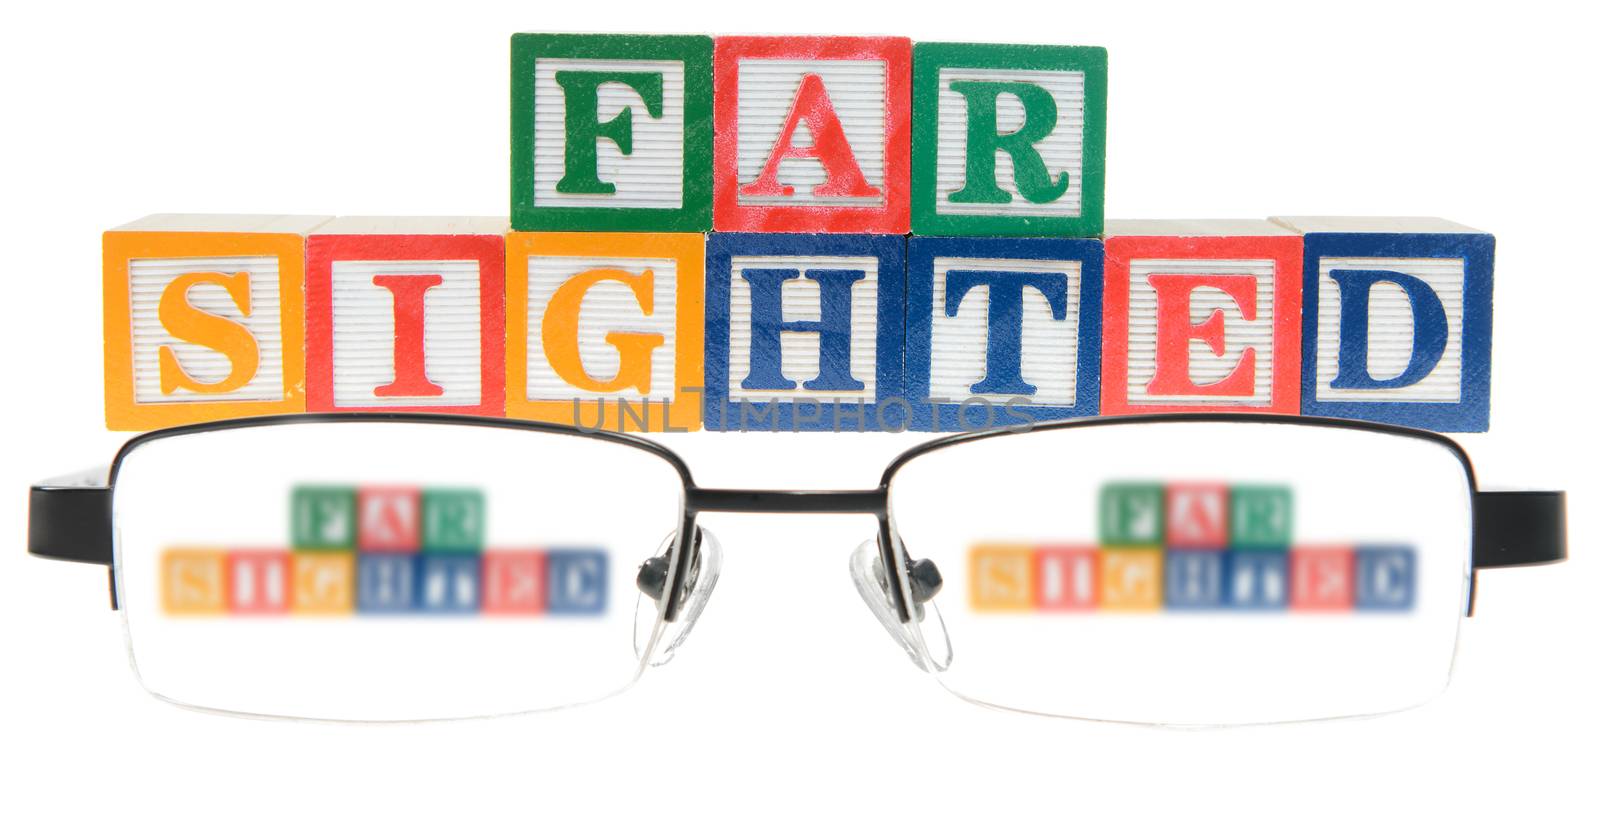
[305,217,507,415]
[713,36,912,233]
[226,550,291,615]
[511,34,712,232]
[911,43,1107,238]
[1271,217,1494,432]
[506,232,704,431]
[103,214,330,430]
[1102,220,1303,415]
[906,237,1103,431]
[1034,546,1098,610]
[705,233,906,431]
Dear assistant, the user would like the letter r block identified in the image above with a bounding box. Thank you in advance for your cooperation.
[911,43,1107,238]
[103,214,329,430]
[511,33,712,232]
[305,217,507,416]
[1271,217,1494,432]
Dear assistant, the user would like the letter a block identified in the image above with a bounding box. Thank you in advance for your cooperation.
[103,214,329,430]
[1271,217,1494,432]
[1102,220,1303,416]
[506,232,704,431]
[713,36,911,233]
[705,233,906,431]
[511,34,712,232]
[911,43,1107,238]
[907,237,1102,430]
[305,217,507,416]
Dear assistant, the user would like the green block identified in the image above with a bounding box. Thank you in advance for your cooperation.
[911,42,1107,238]
[510,33,712,232]
[291,486,355,550]
[1099,483,1164,546]
[1230,486,1292,548]
[422,489,486,552]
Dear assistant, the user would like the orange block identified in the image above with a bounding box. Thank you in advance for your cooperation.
[103,215,330,430]
[505,232,704,432]
[968,544,1035,611]
[1100,549,1164,611]
[161,548,228,615]
[291,553,356,615]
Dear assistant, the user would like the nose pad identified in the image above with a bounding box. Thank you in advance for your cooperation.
[633,527,723,667]
[849,538,952,672]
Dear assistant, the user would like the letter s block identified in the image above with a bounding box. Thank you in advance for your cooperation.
[1271,217,1494,432]
[1102,220,1303,416]
[305,217,507,416]
[506,232,704,432]
[511,33,712,232]
[911,42,1107,238]
[103,214,330,430]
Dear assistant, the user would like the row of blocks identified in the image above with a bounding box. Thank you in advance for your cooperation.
[160,547,608,616]
[508,35,1106,236]
[105,215,1493,432]
[292,485,486,552]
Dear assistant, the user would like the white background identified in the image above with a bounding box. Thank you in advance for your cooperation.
[1,1,1593,818]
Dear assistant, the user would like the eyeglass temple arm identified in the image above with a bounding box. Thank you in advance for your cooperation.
[28,467,116,608]
[1473,490,1566,570]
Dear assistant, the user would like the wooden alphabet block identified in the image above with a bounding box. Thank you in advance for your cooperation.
[911,43,1106,238]
[103,214,329,430]
[1227,550,1289,610]
[1034,546,1098,610]
[968,544,1035,611]
[483,550,546,615]
[1289,546,1354,611]
[545,549,607,615]
[906,236,1102,430]
[510,34,712,232]
[291,552,356,614]
[417,554,483,614]
[1099,548,1163,611]
[305,217,506,416]
[357,486,422,552]
[1354,546,1417,611]
[291,485,356,550]
[713,36,911,233]
[1271,217,1494,432]
[1164,550,1226,609]
[704,233,906,431]
[1165,482,1228,548]
[1099,482,1165,547]
[225,550,291,615]
[1230,485,1292,549]
[356,553,418,613]
[421,489,485,552]
[1102,220,1303,416]
[161,548,228,615]
[505,231,703,431]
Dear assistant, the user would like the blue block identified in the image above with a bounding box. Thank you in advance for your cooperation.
[1226,550,1289,610]
[1164,551,1226,610]
[906,236,1103,432]
[1274,218,1494,432]
[546,549,608,615]
[704,233,906,431]
[416,554,481,614]
[356,554,417,614]
[1355,546,1416,611]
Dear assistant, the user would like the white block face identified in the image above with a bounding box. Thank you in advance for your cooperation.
[1316,257,1465,403]
[533,58,685,209]
[1126,259,1277,406]
[930,257,1082,406]
[129,256,286,404]
[329,260,482,407]
[728,255,879,402]
[935,68,1085,218]
[736,59,887,207]
[524,256,678,401]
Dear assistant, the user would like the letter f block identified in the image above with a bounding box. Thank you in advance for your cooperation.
[511,34,712,232]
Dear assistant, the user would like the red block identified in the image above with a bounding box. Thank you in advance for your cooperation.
[1291,546,1355,611]
[1166,483,1228,548]
[225,549,291,614]
[358,486,422,552]
[483,550,546,615]
[305,217,507,416]
[713,36,911,233]
[1101,220,1302,416]
[1034,546,1098,610]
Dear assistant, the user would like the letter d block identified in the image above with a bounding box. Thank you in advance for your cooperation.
[511,33,712,232]
[911,42,1107,238]
[306,217,507,416]
[506,232,704,432]
[1271,217,1494,432]
[103,214,330,430]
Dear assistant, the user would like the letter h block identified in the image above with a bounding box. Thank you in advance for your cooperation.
[713,36,912,234]
[103,214,330,430]
[511,33,712,232]
[911,42,1107,238]
[306,217,507,415]
[705,233,905,431]
[1102,220,1303,416]
[1271,217,1494,432]
[907,236,1102,430]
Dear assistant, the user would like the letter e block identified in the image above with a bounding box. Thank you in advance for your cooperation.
[483,550,546,615]
[1290,546,1354,611]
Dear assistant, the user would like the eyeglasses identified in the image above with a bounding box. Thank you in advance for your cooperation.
[28,413,1565,726]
